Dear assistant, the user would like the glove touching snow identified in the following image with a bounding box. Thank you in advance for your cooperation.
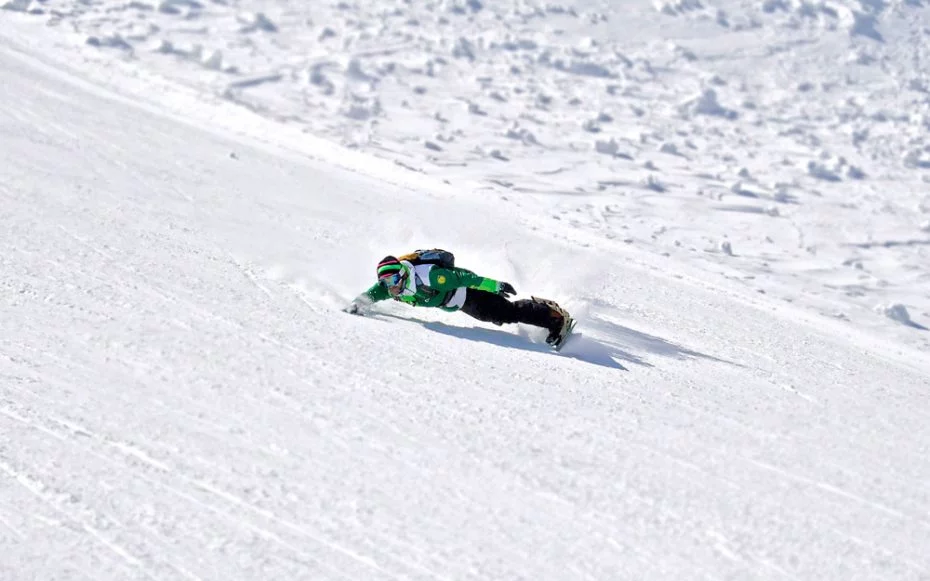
[343,295,373,315]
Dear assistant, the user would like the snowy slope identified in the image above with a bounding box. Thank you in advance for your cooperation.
[4,0,930,349]
[2,7,930,581]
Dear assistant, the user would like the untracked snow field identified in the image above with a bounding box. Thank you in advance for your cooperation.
[2,1,930,580]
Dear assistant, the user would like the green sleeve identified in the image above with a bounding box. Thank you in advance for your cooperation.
[428,267,501,293]
[363,282,390,302]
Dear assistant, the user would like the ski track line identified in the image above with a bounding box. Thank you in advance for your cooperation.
[0,503,26,541]
[0,402,367,581]
[255,385,514,581]
[588,467,834,581]
[593,495,739,581]
[284,280,323,312]
[49,229,222,327]
[230,257,275,301]
[56,225,116,261]
[748,458,930,529]
[8,388,456,581]
[284,369,629,581]
[181,477,394,578]
[50,222,280,345]
[832,528,930,575]
[294,344,786,580]
[0,458,163,581]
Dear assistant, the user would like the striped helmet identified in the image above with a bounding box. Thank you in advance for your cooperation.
[376,256,403,280]
[376,255,409,297]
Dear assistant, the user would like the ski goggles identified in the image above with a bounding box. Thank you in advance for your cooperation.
[379,271,407,297]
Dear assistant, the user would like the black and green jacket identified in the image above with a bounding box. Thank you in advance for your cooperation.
[363,265,503,311]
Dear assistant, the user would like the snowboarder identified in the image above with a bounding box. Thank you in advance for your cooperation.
[344,250,572,347]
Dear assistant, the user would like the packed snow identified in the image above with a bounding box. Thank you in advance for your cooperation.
[2,1,930,580]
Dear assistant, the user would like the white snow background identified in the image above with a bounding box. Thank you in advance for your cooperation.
[2,0,929,579]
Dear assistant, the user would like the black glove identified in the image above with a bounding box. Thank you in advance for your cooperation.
[498,282,516,298]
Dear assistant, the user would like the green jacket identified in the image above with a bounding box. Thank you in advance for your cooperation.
[363,266,502,311]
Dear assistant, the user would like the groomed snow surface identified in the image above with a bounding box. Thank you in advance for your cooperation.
[2,3,930,581]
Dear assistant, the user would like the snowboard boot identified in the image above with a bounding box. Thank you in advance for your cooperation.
[531,297,569,346]
[546,312,566,346]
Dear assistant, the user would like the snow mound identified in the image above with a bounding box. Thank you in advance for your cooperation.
[679,89,737,119]
[237,12,278,33]
[1,0,28,11]
[875,303,926,329]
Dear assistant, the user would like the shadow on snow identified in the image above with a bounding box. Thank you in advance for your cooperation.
[421,319,630,371]
[580,314,741,368]
[374,312,737,371]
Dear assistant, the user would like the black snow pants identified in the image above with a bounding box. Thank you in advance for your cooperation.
[459,289,561,333]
